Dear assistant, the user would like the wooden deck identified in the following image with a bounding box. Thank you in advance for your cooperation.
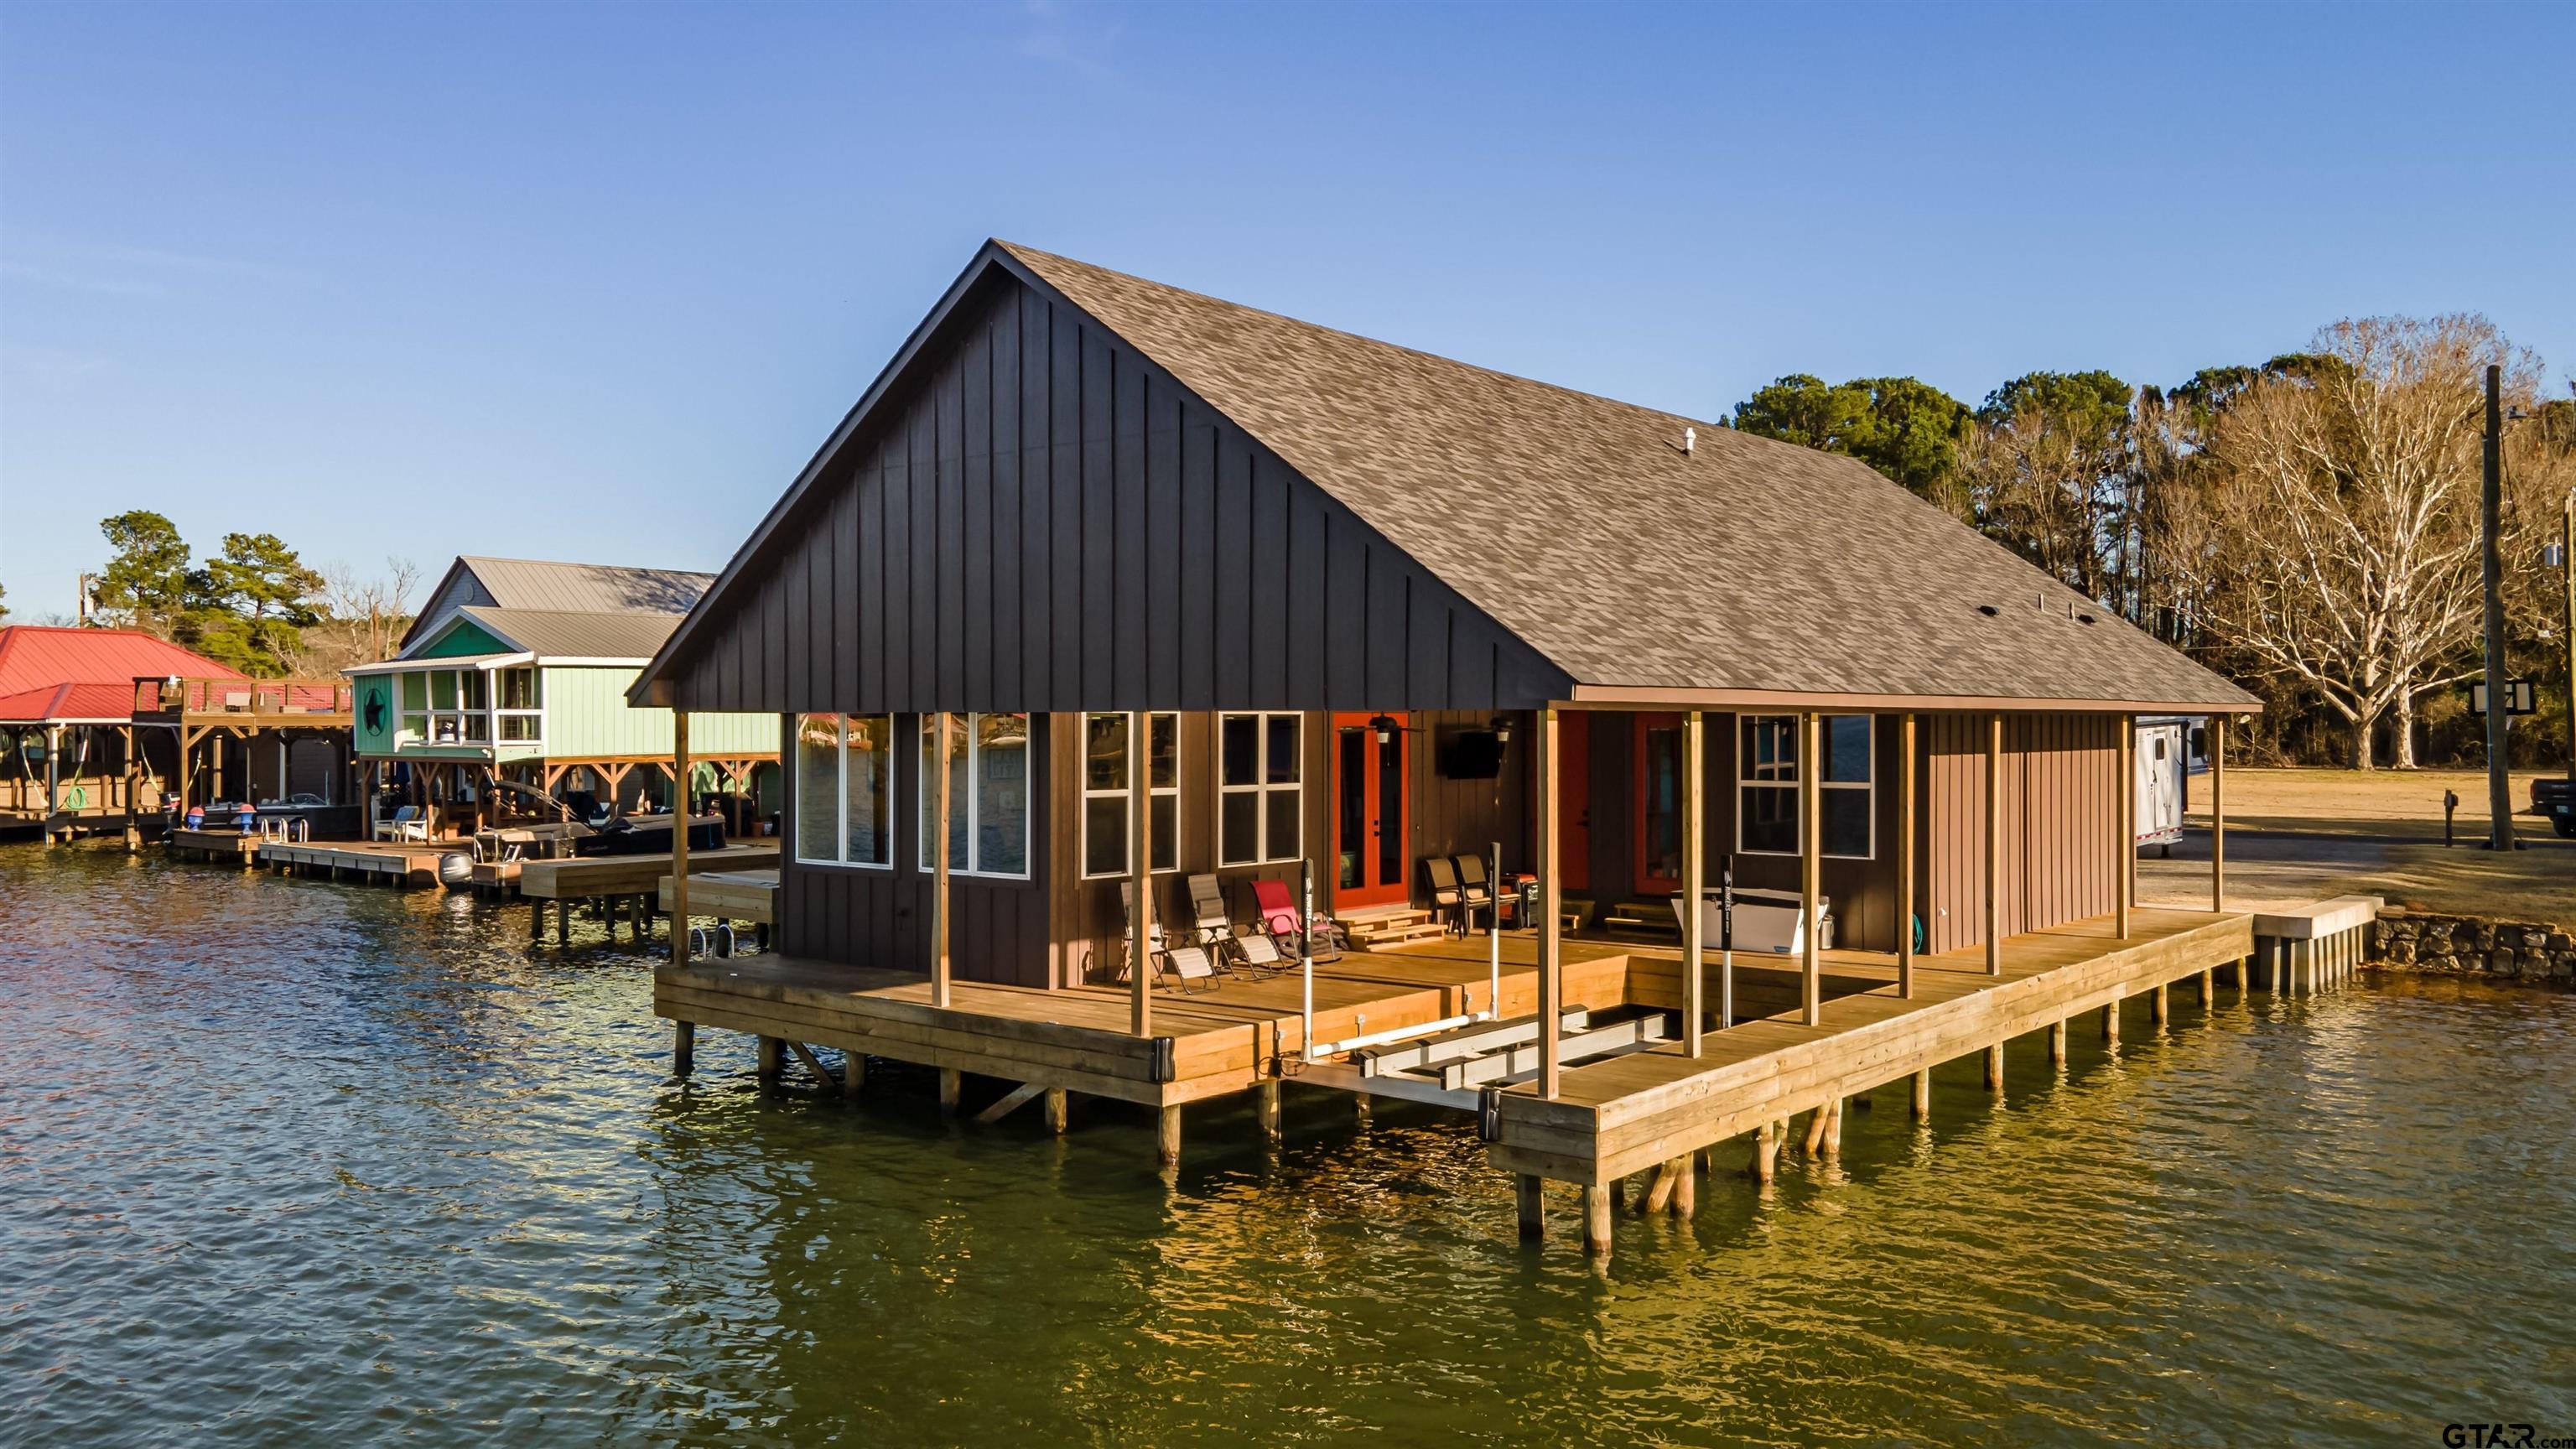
[657,867,777,926]
[522,844,779,902]
[166,827,261,862]
[1486,906,2252,1186]
[259,838,454,884]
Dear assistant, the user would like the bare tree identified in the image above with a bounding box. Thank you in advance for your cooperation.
[279,557,422,676]
[2169,315,2547,769]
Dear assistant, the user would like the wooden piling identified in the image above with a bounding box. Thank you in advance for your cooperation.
[1581,1186,1613,1258]
[2199,968,2215,1007]
[1671,1160,1696,1218]
[1042,1088,1068,1135]
[1515,1176,1545,1241]
[2102,995,2122,1046]
[2152,981,2169,1027]
[938,1067,963,1115]
[756,1035,782,1082]
[1910,1069,1931,1122]
[1802,1106,1830,1157]
[2049,1018,2067,1067]
[1752,1120,1779,1182]
[1821,1098,1843,1160]
[673,1021,694,1077]
[1156,1104,1182,1168]
[844,1051,866,1093]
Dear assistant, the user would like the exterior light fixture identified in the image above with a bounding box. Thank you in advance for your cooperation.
[1369,714,1400,745]
[1488,715,1514,748]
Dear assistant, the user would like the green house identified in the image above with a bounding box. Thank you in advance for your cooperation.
[345,556,777,833]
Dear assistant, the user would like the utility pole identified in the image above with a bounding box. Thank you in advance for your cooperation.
[2481,364,2511,850]
[2563,489,2574,787]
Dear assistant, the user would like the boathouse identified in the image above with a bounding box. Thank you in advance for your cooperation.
[343,556,778,837]
[630,242,2260,1255]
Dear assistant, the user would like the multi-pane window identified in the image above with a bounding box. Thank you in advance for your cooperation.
[1737,714,1874,859]
[399,672,428,743]
[1218,712,1302,866]
[1083,712,1178,878]
[496,667,543,743]
[794,714,893,868]
[919,713,1031,879]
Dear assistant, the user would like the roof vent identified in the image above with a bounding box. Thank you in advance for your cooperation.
[2076,612,2096,626]
[1977,604,2000,617]
[1682,426,1696,456]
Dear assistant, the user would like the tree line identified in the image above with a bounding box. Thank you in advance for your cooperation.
[79,510,418,678]
[1729,314,2576,770]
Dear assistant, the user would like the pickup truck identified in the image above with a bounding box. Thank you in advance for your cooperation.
[2532,778,2576,838]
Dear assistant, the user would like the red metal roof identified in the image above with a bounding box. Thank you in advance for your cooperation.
[0,626,241,723]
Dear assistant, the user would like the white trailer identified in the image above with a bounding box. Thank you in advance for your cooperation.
[2134,716,2209,856]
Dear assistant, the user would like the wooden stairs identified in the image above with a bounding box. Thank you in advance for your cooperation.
[1340,902,1450,948]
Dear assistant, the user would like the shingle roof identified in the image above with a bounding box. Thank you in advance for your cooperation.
[0,626,240,723]
[453,606,681,661]
[997,243,2255,710]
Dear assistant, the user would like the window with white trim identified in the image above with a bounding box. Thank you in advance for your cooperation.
[1737,714,1874,859]
[1218,712,1301,865]
[1082,712,1177,877]
[918,713,1031,879]
[794,714,892,868]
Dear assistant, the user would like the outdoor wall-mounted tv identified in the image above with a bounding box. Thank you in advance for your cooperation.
[1440,729,1506,780]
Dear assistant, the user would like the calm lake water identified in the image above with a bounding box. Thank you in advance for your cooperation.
[3,844,2571,1447]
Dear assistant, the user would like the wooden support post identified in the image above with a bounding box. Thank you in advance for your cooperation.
[1126,709,1149,1036]
[2102,995,2122,1046]
[1042,1087,1067,1134]
[756,1035,782,1081]
[1910,1069,1931,1122]
[1752,1120,1780,1182]
[673,1021,694,1077]
[938,1067,963,1115]
[1156,1104,1182,1168]
[1353,1093,1372,1128]
[972,1081,1046,1124]
[531,900,545,942]
[1898,712,1917,998]
[844,1051,867,1093]
[1821,1098,1843,1160]
[1581,1185,1613,1258]
[1538,705,1564,1098]
[1800,710,1821,1026]
[1985,712,2003,976]
[2210,715,2227,913]
[1670,1159,1696,1218]
[787,1039,837,1091]
[1984,1041,2005,1093]
[2049,1018,2067,1067]
[2116,714,2134,939]
[1682,709,1706,1056]
[1255,1079,1281,1144]
[557,901,571,948]
[2152,981,2169,1026]
[2199,967,2215,1007]
[670,711,691,967]
[934,712,954,1011]
[1802,1105,1830,1156]
[1641,1161,1680,1216]
[1515,1175,1545,1242]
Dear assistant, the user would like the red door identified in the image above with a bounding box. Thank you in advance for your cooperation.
[1332,712,1410,909]
[1556,710,1591,891]
[1633,713,1686,893]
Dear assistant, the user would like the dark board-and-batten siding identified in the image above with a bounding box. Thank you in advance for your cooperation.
[662,271,1569,718]
[775,712,1054,988]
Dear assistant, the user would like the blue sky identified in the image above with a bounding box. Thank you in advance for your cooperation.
[3,1,2570,620]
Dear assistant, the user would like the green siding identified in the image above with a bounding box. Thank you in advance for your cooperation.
[538,667,774,758]
[351,676,400,755]
[416,618,512,658]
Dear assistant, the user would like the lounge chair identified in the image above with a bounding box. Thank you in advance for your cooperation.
[376,804,428,843]
[1453,852,1498,931]
[1251,877,1347,962]
[1186,873,1286,978]
[1421,855,1467,937]
[1116,880,1217,993]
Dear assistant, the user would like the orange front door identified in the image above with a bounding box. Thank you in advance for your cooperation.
[1557,710,1591,891]
[1332,712,1410,908]
[1633,712,1686,893]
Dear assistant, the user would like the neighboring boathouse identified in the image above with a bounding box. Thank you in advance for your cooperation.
[628,242,2262,1255]
[344,556,777,837]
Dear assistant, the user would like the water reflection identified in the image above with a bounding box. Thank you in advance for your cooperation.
[3,844,2571,1446]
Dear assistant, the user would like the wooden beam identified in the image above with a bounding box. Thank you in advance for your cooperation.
[1985,711,2003,977]
[786,1038,839,1091]
[1538,705,1564,1097]
[1682,709,1705,1057]
[2210,715,2228,913]
[1128,709,1148,1036]
[972,1080,1047,1124]
[1800,710,1821,1025]
[934,712,954,1010]
[670,711,691,968]
[2116,714,2134,939]
[1898,712,1917,999]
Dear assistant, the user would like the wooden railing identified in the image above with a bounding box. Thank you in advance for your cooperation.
[131,675,353,719]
